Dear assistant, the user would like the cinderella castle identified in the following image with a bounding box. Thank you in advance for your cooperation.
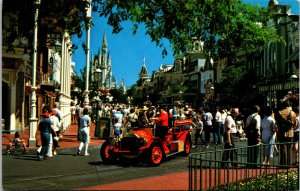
[90,33,126,92]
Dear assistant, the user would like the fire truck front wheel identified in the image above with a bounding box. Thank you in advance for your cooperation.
[100,141,116,164]
[147,143,163,166]
[182,138,192,156]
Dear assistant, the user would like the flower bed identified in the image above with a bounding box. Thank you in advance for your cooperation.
[220,170,299,191]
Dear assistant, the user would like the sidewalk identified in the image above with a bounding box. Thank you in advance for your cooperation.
[1,122,105,153]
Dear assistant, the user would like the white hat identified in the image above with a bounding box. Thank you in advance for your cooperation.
[142,106,149,110]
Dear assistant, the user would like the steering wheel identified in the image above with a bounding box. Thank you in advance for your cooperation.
[138,117,149,128]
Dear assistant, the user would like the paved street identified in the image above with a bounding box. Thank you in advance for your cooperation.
[2,144,193,190]
[2,122,248,190]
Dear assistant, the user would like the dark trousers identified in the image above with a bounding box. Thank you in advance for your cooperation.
[40,132,50,158]
[204,125,212,143]
[220,124,225,144]
[194,129,207,146]
[213,122,222,144]
[221,133,237,168]
[155,126,168,141]
[247,134,259,168]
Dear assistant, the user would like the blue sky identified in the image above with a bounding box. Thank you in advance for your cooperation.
[71,0,299,88]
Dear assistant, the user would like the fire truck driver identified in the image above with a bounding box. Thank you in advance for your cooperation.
[151,106,169,143]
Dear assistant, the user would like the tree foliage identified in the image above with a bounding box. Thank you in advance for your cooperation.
[2,0,91,52]
[109,88,127,103]
[93,0,282,60]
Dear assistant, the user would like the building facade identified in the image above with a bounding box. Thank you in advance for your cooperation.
[2,1,73,137]
[256,0,299,108]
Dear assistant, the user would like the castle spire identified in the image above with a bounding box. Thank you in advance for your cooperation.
[102,32,108,49]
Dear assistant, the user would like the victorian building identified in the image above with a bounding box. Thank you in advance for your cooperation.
[2,1,73,145]
[247,0,299,108]
[136,59,151,88]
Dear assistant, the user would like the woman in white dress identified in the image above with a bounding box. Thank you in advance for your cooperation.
[261,107,278,164]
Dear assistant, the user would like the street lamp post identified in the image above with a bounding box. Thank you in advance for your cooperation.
[73,87,79,105]
[28,0,40,147]
[210,86,214,101]
[95,68,102,90]
[290,74,298,108]
[127,96,131,105]
[290,74,298,95]
[210,86,214,110]
[179,91,183,106]
[83,0,92,108]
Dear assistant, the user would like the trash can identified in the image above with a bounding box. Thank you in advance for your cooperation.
[95,117,111,140]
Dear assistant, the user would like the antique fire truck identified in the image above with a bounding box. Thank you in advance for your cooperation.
[100,119,193,166]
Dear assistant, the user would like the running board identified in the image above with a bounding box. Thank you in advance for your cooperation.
[166,151,181,157]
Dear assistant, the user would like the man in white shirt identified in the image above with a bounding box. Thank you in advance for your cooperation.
[204,108,213,144]
[220,108,228,145]
[245,105,261,168]
[214,106,222,145]
[221,107,239,168]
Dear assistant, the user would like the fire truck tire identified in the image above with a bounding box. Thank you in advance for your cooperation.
[100,141,115,164]
[183,138,191,155]
[148,143,163,166]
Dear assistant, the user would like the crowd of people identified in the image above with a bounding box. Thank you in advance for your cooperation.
[34,92,298,166]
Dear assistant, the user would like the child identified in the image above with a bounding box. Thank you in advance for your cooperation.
[194,114,209,149]
[113,118,123,138]
[7,132,27,153]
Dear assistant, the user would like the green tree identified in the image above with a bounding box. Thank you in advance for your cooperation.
[3,0,91,52]
[109,88,127,103]
[126,85,144,106]
[94,0,282,61]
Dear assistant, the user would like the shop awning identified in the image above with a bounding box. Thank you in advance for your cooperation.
[25,85,56,97]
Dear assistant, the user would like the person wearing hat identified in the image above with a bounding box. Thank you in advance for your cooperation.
[138,106,150,127]
[277,100,297,165]
[37,111,57,161]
